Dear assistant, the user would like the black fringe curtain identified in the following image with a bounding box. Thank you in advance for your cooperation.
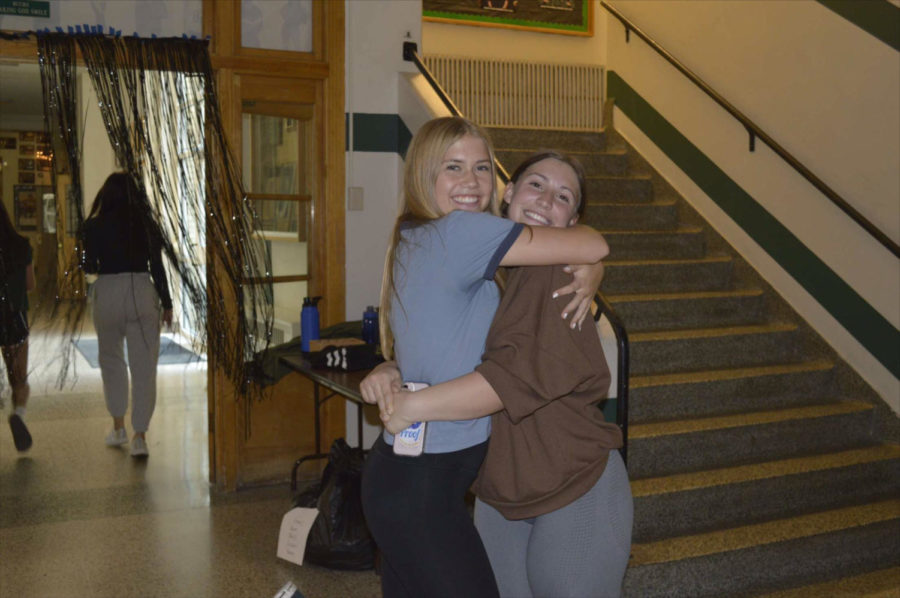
[34,34,83,388]
[36,32,274,412]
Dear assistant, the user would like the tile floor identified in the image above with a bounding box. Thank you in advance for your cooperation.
[0,328,381,598]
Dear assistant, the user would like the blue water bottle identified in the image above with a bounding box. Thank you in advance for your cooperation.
[301,296,322,352]
[362,305,379,345]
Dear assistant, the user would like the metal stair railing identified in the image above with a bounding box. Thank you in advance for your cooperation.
[403,41,630,464]
[601,1,900,259]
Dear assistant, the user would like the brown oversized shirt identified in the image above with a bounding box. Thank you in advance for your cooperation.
[474,265,622,520]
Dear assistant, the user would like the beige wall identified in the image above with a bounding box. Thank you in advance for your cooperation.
[423,0,606,65]
[79,71,117,213]
[605,0,899,408]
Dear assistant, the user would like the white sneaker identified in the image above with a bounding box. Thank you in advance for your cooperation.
[105,428,128,447]
[130,436,149,458]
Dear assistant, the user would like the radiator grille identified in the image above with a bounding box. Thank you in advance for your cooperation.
[423,54,604,131]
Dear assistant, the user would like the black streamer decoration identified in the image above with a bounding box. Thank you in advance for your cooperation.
[35,32,274,422]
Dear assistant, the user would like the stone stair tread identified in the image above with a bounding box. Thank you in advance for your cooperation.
[605,255,731,267]
[631,444,900,497]
[495,146,627,157]
[757,566,900,597]
[602,226,704,235]
[630,359,833,388]
[630,322,796,343]
[630,400,873,439]
[629,498,900,567]
[586,173,652,181]
[587,198,676,207]
[607,288,763,303]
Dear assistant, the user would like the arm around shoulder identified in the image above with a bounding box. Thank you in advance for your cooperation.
[500,224,608,268]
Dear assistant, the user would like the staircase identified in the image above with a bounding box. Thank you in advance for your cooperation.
[487,124,900,597]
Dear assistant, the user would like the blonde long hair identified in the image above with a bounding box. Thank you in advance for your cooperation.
[378,116,500,358]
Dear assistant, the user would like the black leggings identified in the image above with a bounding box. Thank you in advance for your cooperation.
[361,436,499,598]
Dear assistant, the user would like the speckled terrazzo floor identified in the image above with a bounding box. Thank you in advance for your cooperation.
[0,329,381,598]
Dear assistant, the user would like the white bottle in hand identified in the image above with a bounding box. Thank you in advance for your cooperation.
[393,382,428,456]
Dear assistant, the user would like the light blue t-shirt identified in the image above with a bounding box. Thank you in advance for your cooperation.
[385,210,523,453]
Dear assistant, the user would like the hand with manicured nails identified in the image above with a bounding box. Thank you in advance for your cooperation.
[553,260,605,329]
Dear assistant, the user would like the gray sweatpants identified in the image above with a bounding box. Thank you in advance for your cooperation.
[474,450,633,598]
[92,273,161,433]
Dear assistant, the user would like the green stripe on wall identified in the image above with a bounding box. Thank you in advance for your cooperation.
[607,70,900,378]
[350,113,412,156]
[816,0,900,52]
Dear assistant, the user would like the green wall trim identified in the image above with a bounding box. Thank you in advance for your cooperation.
[816,0,900,52]
[607,70,900,378]
[349,113,412,156]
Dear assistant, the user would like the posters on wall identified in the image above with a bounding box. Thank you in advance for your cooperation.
[13,184,41,231]
[423,0,592,35]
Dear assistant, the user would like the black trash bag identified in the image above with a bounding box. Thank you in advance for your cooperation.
[293,438,375,570]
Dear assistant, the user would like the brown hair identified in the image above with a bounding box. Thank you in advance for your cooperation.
[378,116,499,358]
[503,150,587,221]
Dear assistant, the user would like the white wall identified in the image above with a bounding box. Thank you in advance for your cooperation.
[344,0,421,323]
[604,0,899,408]
[423,0,606,65]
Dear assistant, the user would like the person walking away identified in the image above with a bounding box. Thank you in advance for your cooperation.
[82,173,173,458]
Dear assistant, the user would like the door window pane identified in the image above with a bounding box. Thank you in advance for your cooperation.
[242,113,311,195]
[249,198,310,239]
[241,0,313,53]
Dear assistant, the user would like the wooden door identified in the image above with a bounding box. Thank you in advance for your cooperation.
[206,0,345,490]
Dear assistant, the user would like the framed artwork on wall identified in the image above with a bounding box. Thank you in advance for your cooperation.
[13,185,40,231]
[423,0,592,36]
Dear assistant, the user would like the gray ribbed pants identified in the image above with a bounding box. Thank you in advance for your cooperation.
[474,450,633,598]
[91,273,161,433]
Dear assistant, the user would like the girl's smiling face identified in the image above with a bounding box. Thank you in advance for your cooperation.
[433,135,494,216]
[503,158,581,228]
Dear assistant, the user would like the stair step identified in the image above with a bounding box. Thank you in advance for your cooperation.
[624,500,900,597]
[628,401,875,478]
[628,360,836,422]
[608,289,766,331]
[603,256,733,294]
[604,227,706,260]
[631,498,900,566]
[485,126,607,152]
[494,147,628,175]
[629,323,803,375]
[586,175,654,202]
[582,200,678,230]
[757,566,900,597]
[632,444,900,541]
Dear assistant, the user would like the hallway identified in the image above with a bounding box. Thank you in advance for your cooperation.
[0,327,380,598]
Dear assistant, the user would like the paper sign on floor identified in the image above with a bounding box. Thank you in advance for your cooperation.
[276,507,319,566]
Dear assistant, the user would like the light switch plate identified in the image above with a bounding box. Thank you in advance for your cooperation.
[348,186,364,211]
